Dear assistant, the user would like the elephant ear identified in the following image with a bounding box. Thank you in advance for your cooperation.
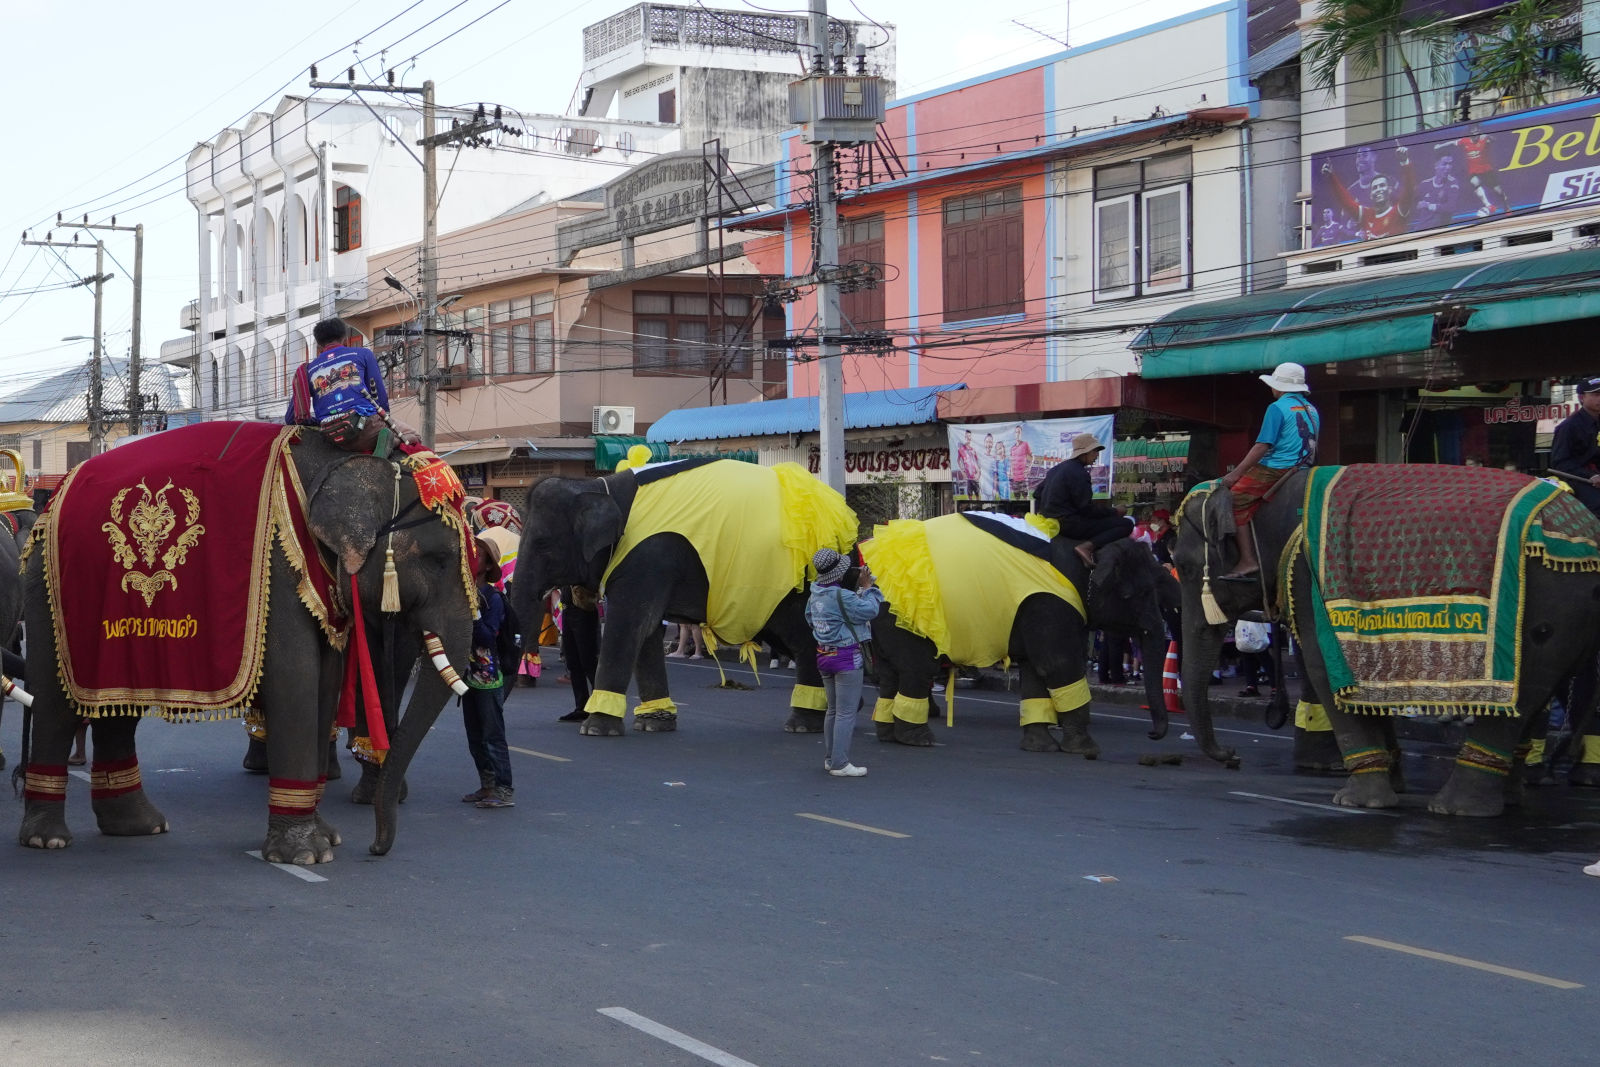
[572,489,622,566]
[306,456,396,576]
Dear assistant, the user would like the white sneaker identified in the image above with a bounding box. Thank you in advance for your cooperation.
[1584,860,1600,877]
[823,760,832,771]
[828,763,867,777]
[771,659,781,669]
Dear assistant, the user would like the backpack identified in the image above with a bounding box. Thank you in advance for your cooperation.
[495,586,524,671]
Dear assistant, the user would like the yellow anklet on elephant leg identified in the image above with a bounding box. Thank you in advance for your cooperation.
[349,736,387,766]
[872,696,896,723]
[792,684,828,712]
[1343,746,1390,775]
[1048,679,1091,714]
[892,694,930,725]
[1019,697,1056,727]
[1294,701,1331,732]
[1456,739,1512,777]
[1581,735,1600,765]
[634,696,678,716]
[1524,739,1546,767]
[584,689,628,718]
[244,709,267,742]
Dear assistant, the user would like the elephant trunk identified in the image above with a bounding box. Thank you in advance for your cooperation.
[1137,628,1169,741]
[1180,603,1238,767]
[370,622,470,855]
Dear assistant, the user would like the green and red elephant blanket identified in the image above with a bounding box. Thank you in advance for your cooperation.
[30,423,343,719]
[1289,464,1600,717]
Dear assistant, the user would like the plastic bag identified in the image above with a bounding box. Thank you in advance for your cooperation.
[1234,619,1270,654]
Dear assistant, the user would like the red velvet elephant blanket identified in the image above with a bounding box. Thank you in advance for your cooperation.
[34,423,343,718]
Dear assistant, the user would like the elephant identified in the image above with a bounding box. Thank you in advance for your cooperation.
[1174,465,1600,816]
[0,455,39,774]
[862,511,1112,755]
[1084,536,1180,743]
[16,424,475,862]
[509,458,858,737]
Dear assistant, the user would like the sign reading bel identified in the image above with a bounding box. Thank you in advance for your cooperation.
[1310,93,1600,249]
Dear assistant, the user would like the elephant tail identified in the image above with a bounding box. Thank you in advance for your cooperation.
[9,696,28,798]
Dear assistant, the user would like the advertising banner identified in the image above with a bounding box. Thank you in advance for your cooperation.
[1310,94,1600,249]
[947,415,1115,504]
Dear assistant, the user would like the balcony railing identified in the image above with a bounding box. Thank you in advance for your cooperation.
[584,3,826,62]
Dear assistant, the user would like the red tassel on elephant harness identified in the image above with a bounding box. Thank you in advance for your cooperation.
[339,574,390,752]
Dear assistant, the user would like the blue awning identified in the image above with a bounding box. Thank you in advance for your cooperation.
[646,385,964,444]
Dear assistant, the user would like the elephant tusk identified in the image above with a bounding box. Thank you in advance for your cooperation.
[422,632,469,696]
[1,675,33,708]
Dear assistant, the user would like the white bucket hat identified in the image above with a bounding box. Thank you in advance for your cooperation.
[1259,362,1310,393]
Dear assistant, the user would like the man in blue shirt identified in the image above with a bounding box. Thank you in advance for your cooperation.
[1218,362,1320,580]
[284,317,392,428]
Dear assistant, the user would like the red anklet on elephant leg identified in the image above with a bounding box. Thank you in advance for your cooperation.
[267,777,320,816]
[23,764,68,803]
[90,756,142,799]
[1343,746,1390,775]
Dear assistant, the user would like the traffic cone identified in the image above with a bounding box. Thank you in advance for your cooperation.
[1162,641,1183,714]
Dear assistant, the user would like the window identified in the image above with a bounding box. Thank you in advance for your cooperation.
[487,293,555,377]
[1092,152,1192,300]
[633,291,754,377]
[334,185,361,253]
[32,439,42,470]
[941,185,1023,322]
[839,213,885,331]
[658,90,676,123]
[67,441,91,468]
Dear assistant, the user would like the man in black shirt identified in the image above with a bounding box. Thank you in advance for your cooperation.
[1550,377,1600,519]
[1034,432,1133,566]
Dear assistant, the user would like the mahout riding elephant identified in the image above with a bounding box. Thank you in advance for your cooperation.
[509,457,858,736]
[1085,536,1180,742]
[1175,464,1600,816]
[862,511,1116,754]
[0,447,39,773]
[16,424,475,862]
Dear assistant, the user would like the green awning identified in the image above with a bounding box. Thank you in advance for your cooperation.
[594,436,671,469]
[1133,247,1600,379]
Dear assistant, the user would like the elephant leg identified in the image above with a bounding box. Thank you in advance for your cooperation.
[766,595,825,734]
[18,679,80,850]
[242,723,268,773]
[1568,658,1600,787]
[871,634,902,743]
[1291,648,1343,773]
[876,625,936,747]
[1430,716,1523,817]
[1517,701,1555,790]
[1018,596,1096,757]
[578,595,664,738]
[1018,666,1062,753]
[632,628,677,733]
[88,717,169,837]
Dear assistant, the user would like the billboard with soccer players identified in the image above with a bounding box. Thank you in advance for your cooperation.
[947,415,1116,504]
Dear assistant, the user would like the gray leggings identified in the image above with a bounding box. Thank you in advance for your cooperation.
[822,665,864,768]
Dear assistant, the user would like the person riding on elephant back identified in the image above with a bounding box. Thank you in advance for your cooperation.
[1549,376,1600,520]
[1034,433,1131,567]
[1218,362,1320,581]
[284,317,419,448]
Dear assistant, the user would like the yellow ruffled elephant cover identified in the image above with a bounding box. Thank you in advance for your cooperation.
[862,512,1084,668]
[603,459,858,646]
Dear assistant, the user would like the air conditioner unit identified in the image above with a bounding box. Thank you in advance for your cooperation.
[592,405,636,435]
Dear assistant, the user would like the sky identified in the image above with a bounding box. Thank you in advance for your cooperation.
[0,0,1204,397]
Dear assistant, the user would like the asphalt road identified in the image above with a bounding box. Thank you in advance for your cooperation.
[3,651,1598,1067]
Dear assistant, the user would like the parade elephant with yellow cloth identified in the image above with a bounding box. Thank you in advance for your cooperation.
[509,457,858,736]
[17,423,478,862]
[861,511,1103,754]
[1175,464,1600,815]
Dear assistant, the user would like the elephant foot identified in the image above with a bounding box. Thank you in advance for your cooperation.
[784,709,825,734]
[325,739,342,782]
[263,813,336,866]
[1020,722,1062,753]
[1058,709,1101,760]
[1292,728,1345,774]
[19,801,72,849]
[349,765,407,805]
[1146,709,1169,742]
[315,812,342,848]
[579,714,626,737]
[1428,768,1507,817]
[1332,773,1399,810]
[92,790,170,837]
[876,720,897,743]
[891,717,935,747]
[242,737,268,774]
[634,710,678,733]
[1569,762,1600,788]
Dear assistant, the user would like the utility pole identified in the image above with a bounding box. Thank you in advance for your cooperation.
[809,0,847,495]
[59,216,144,434]
[310,68,516,449]
[22,233,113,453]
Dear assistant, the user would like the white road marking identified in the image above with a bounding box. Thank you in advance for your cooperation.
[68,769,90,783]
[796,812,910,839]
[508,745,570,763]
[1229,790,1399,816]
[1345,936,1583,989]
[598,1007,760,1067]
[245,850,329,883]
